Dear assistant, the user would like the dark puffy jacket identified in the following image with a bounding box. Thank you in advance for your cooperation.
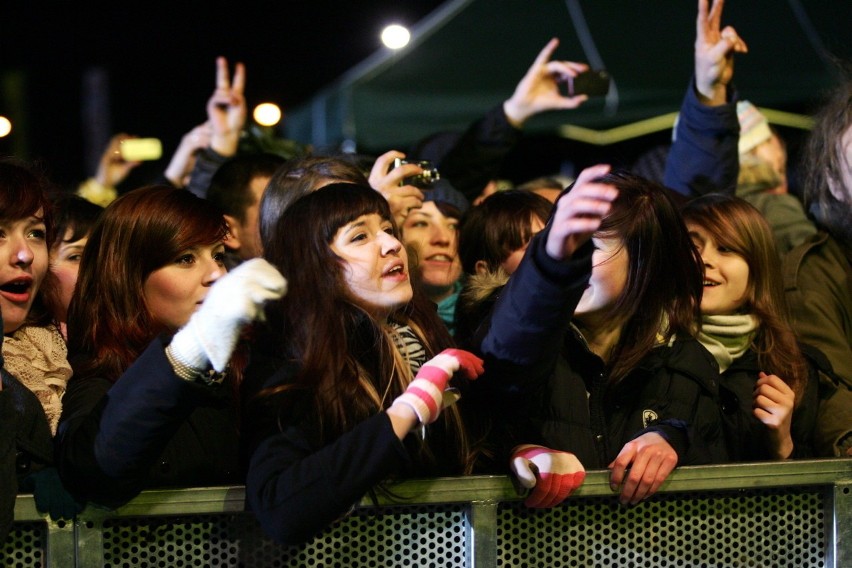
[473,229,728,469]
[56,336,240,508]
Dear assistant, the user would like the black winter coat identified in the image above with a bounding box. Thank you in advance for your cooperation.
[474,230,728,469]
[56,336,240,508]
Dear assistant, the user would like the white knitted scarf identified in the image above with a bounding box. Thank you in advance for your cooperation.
[696,313,759,373]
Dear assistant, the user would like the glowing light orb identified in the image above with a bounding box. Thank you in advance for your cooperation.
[253,103,282,126]
[381,24,410,49]
[0,116,11,138]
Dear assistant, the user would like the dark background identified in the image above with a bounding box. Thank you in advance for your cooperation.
[0,1,445,186]
[3,1,850,193]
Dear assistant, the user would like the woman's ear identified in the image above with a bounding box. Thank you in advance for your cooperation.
[827,177,847,203]
[222,214,242,251]
[474,260,490,277]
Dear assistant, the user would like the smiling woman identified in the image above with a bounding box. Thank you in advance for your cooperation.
[683,194,815,461]
[401,180,470,334]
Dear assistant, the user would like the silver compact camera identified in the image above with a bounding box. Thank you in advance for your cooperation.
[392,158,440,188]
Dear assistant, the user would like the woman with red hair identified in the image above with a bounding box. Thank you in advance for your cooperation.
[1,159,81,521]
[56,185,285,508]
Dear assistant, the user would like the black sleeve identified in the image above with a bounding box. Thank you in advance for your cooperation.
[0,391,17,543]
[245,409,410,546]
[56,336,231,506]
[415,104,523,202]
[480,228,592,370]
[663,78,739,197]
[185,148,229,198]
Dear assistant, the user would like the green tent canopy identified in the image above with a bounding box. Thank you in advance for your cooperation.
[285,0,851,153]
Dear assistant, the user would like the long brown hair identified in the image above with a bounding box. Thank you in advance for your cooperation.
[589,172,704,383]
[67,186,228,382]
[682,194,807,400]
[262,183,471,473]
[0,159,61,328]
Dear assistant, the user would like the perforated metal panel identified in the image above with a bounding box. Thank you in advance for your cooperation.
[101,503,467,567]
[498,488,827,567]
[7,463,852,567]
[1,522,45,567]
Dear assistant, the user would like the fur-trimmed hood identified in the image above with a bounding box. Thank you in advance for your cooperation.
[454,269,510,348]
[458,269,510,309]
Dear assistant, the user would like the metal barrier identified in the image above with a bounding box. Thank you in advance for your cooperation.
[4,458,851,567]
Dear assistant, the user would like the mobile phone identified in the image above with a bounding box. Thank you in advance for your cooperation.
[568,70,611,97]
[119,138,162,162]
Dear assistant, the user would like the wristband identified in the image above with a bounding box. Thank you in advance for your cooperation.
[165,344,225,386]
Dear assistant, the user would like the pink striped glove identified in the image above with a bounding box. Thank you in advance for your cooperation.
[393,348,484,425]
[511,444,586,508]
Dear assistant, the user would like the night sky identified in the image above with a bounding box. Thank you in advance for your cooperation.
[0,1,444,186]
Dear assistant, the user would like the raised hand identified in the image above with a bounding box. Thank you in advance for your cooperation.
[170,258,287,373]
[545,164,618,261]
[503,38,590,128]
[368,150,426,225]
[511,444,586,508]
[609,432,678,505]
[392,348,484,425]
[694,0,748,105]
[95,133,141,189]
[164,122,213,187]
[753,372,795,459]
[207,57,247,157]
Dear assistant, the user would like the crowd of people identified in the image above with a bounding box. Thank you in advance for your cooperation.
[1,0,851,547]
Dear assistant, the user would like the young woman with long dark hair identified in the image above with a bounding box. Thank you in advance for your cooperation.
[243,183,483,545]
[477,167,725,508]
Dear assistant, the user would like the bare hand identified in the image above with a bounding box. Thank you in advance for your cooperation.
[609,432,678,505]
[753,372,795,459]
[545,164,617,261]
[207,57,246,157]
[368,150,426,226]
[694,0,748,105]
[503,38,589,128]
[164,122,213,187]
[95,133,141,188]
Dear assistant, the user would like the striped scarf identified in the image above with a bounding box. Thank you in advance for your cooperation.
[389,322,427,375]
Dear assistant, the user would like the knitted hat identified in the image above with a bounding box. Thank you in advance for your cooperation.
[423,178,469,215]
[737,101,773,155]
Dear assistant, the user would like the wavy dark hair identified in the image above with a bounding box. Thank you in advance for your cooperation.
[0,159,61,328]
[682,194,807,401]
[261,183,471,474]
[586,171,704,383]
[67,186,228,382]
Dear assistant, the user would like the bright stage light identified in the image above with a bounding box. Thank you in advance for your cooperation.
[0,116,11,138]
[253,103,282,126]
[381,24,410,49]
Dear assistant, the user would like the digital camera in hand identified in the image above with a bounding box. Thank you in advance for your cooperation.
[392,158,440,188]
